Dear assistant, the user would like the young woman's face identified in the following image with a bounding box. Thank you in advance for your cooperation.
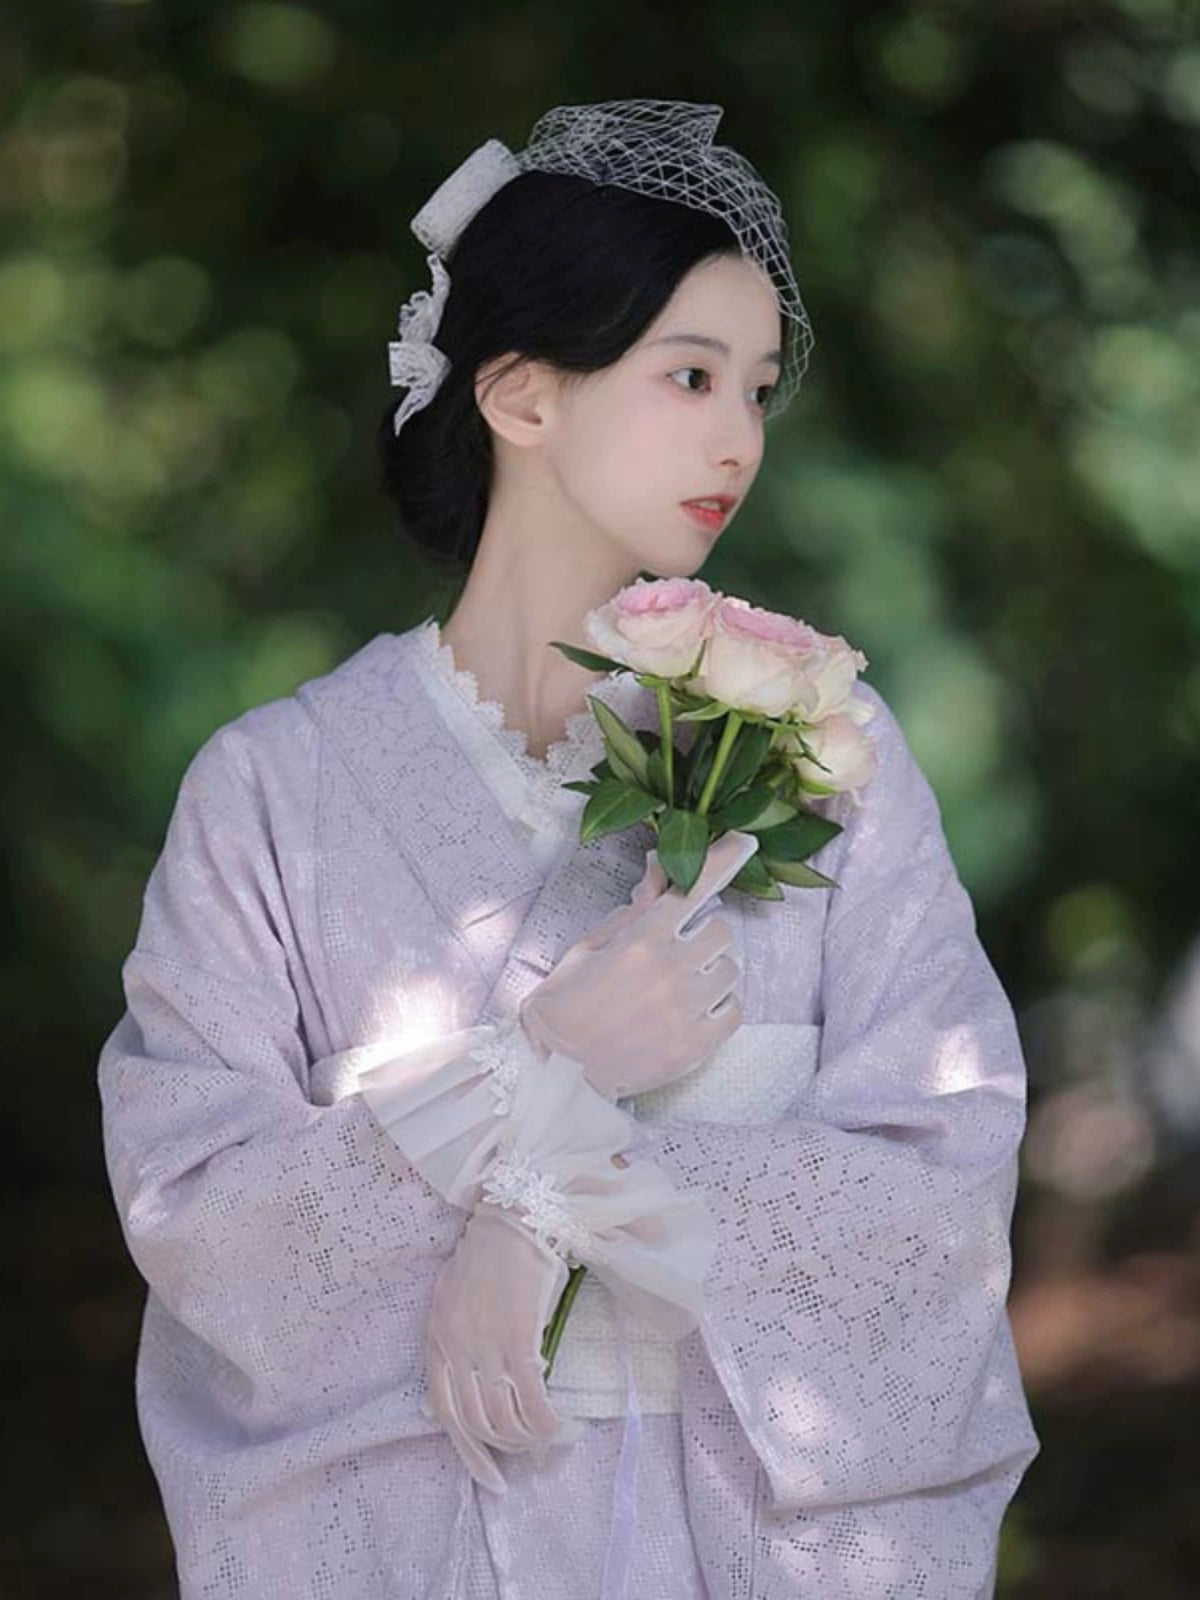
[545,252,784,578]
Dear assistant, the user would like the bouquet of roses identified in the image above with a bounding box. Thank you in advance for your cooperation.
[550,575,878,898]
[539,577,877,1376]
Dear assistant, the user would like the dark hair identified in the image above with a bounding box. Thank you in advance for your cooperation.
[377,171,749,577]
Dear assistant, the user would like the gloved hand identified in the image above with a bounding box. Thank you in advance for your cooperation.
[424,1199,582,1495]
[518,829,759,1101]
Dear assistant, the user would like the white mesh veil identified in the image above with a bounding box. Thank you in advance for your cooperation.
[388,98,813,435]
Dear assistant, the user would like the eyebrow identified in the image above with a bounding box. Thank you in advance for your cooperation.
[647,333,783,368]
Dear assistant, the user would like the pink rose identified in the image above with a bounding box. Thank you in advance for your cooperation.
[585,576,719,677]
[787,705,879,801]
[692,596,867,719]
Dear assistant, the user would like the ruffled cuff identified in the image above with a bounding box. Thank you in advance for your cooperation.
[477,1052,717,1338]
[319,1013,543,1208]
[308,1016,716,1339]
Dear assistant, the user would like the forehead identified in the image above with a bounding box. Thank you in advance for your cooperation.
[644,254,782,355]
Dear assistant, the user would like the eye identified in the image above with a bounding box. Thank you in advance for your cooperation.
[668,366,712,395]
[669,367,777,410]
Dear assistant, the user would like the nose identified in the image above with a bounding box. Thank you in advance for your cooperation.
[711,392,764,476]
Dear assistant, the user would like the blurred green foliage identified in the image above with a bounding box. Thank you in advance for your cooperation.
[3,1,1199,1594]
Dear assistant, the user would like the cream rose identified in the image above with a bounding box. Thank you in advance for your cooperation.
[690,596,866,719]
[585,576,719,677]
[800,633,871,721]
[787,706,878,798]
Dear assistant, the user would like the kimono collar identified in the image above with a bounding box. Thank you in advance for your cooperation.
[296,621,665,1000]
[408,614,648,844]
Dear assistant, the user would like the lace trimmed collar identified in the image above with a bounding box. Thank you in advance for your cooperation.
[410,614,650,831]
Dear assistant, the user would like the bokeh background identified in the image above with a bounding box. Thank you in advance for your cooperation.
[4,1,1200,1593]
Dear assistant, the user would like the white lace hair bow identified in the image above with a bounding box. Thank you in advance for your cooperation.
[388,139,520,436]
[387,99,814,437]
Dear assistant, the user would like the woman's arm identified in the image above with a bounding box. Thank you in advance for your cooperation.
[98,719,485,1429]
[636,689,1039,1569]
[311,1013,717,1338]
[99,715,709,1436]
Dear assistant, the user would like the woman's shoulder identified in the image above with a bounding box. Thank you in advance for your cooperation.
[174,629,417,821]
[843,676,937,811]
[806,675,950,899]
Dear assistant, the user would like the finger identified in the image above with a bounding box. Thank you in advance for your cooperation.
[429,1357,507,1495]
[695,953,742,1012]
[468,1369,532,1454]
[509,1355,583,1444]
[452,1359,512,1451]
[678,914,735,970]
[630,850,668,907]
[581,852,669,951]
[579,902,638,950]
[479,1371,538,1453]
[665,831,759,937]
[706,989,743,1030]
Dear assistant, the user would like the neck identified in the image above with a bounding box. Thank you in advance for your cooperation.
[438,482,642,758]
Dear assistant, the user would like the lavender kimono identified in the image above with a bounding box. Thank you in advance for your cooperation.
[98,616,1040,1598]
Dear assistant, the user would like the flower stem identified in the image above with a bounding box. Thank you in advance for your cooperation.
[541,1264,588,1377]
[656,684,675,805]
[697,710,743,815]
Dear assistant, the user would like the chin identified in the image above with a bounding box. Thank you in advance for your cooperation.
[636,536,716,581]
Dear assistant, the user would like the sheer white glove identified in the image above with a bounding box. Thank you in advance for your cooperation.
[311,1004,718,1332]
[518,829,759,1101]
[424,1199,582,1495]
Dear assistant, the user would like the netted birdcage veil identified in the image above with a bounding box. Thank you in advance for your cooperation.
[389,98,813,433]
[515,100,813,417]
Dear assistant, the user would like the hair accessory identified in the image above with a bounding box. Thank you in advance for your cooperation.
[387,253,452,436]
[388,99,814,436]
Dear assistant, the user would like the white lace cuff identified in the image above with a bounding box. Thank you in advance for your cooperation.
[334,1013,545,1208]
[308,1017,717,1337]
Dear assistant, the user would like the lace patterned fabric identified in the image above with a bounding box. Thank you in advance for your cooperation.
[481,1150,591,1259]
[410,614,632,856]
[467,1024,524,1117]
[96,619,1038,1599]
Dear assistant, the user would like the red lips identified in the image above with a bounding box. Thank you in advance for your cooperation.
[682,494,737,511]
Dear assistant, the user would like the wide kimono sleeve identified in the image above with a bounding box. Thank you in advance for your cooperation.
[98,714,710,1432]
[638,687,1040,1556]
[97,717,468,1427]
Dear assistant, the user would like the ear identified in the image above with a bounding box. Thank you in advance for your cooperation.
[474,353,559,448]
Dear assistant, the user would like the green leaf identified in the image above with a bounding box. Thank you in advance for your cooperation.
[590,757,614,781]
[675,699,730,723]
[755,810,843,862]
[761,855,839,889]
[684,724,718,804]
[606,745,644,786]
[590,697,651,787]
[561,779,600,797]
[730,852,785,900]
[549,641,626,673]
[579,780,660,844]
[712,785,795,831]
[712,722,774,810]
[657,808,711,893]
[645,747,669,801]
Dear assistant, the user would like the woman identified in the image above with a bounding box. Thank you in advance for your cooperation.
[98,100,1039,1597]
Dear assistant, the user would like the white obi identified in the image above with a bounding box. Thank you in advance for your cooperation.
[548,1022,823,1418]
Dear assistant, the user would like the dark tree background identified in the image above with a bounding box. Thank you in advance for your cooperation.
[3,1,1199,1593]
